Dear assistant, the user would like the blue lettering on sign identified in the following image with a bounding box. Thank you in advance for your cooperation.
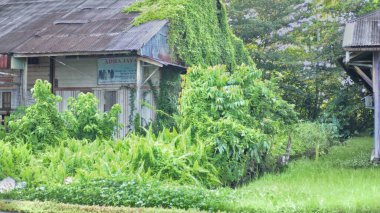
[98,57,137,84]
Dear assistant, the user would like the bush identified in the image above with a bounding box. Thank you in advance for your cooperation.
[1,180,233,211]
[0,140,31,180]
[5,81,122,148]
[4,128,219,188]
[177,65,297,186]
[7,80,66,149]
[292,122,339,159]
[64,93,122,140]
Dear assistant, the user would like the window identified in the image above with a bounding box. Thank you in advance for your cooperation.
[104,91,117,112]
[2,92,11,110]
[28,57,39,65]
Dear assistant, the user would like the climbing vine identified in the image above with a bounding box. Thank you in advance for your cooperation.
[124,0,252,69]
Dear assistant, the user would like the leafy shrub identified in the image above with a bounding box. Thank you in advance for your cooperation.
[0,140,31,180]
[322,84,373,138]
[5,81,122,148]
[1,180,233,211]
[7,80,66,149]
[292,122,339,159]
[64,93,122,140]
[8,128,219,188]
[177,65,297,186]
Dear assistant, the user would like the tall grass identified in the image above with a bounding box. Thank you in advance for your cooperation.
[233,137,380,212]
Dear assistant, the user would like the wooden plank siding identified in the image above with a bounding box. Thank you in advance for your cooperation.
[52,56,160,138]
[27,57,50,89]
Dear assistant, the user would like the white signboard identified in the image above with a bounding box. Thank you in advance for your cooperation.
[98,57,137,84]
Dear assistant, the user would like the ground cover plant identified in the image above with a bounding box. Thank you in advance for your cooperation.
[233,136,380,212]
[1,137,378,212]
[2,180,232,211]
[0,68,341,213]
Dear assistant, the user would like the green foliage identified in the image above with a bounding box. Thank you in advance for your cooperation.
[4,81,122,148]
[322,84,373,138]
[3,128,219,188]
[7,80,66,149]
[291,122,339,159]
[177,65,297,185]
[124,0,252,69]
[228,0,379,131]
[2,180,232,211]
[153,68,182,132]
[0,200,206,213]
[0,141,31,180]
[331,135,374,168]
[3,137,379,212]
[64,93,122,140]
[233,137,380,213]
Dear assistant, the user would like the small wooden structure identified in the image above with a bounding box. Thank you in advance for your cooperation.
[341,10,380,161]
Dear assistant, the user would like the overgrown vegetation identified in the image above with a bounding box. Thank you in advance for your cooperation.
[2,180,232,211]
[227,0,377,138]
[177,65,297,186]
[1,137,377,212]
[0,68,302,188]
[124,0,252,69]
[5,80,121,150]
[233,137,380,212]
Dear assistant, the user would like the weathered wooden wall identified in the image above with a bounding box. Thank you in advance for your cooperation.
[54,56,160,137]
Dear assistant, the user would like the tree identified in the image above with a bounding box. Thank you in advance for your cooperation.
[227,0,378,134]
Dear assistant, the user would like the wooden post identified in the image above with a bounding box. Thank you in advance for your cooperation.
[135,59,143,125]
[22,57,28,106]
[372,52,380,161]
[49,57,55,93]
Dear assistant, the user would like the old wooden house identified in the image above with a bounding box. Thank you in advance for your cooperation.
[341,10,380,161]
[0,0,186,136]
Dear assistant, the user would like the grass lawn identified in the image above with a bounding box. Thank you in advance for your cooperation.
[234,136,380,212]
[1,137,379,213]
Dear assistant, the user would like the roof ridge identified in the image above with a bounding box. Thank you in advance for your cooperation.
[347,9,380,23]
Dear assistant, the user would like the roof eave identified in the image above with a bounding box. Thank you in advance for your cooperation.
[12,50,135,58]
[344,46,380,52]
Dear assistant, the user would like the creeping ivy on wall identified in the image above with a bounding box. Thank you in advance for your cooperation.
[125,0,253,131]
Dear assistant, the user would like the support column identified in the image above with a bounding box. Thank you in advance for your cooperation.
[135,59,143,126]
[372,52,380,161]
[22,58,28,106]
[49,57,55,93]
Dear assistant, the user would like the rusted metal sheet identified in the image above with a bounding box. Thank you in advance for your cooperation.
[0,54,9,69]
[0,0,169,56]
[343,10,380,49]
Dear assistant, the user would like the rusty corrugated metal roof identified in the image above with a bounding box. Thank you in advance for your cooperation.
[343,10,380,50]
[0,0,168,55]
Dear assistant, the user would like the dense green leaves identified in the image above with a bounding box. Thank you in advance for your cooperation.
[124,0,252,69]
[178,65,297,185]
[227,0,378,136]
[5,81,122,149]
[64,93,122,140]
[2,180,233,211]
[7,80,66,149]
